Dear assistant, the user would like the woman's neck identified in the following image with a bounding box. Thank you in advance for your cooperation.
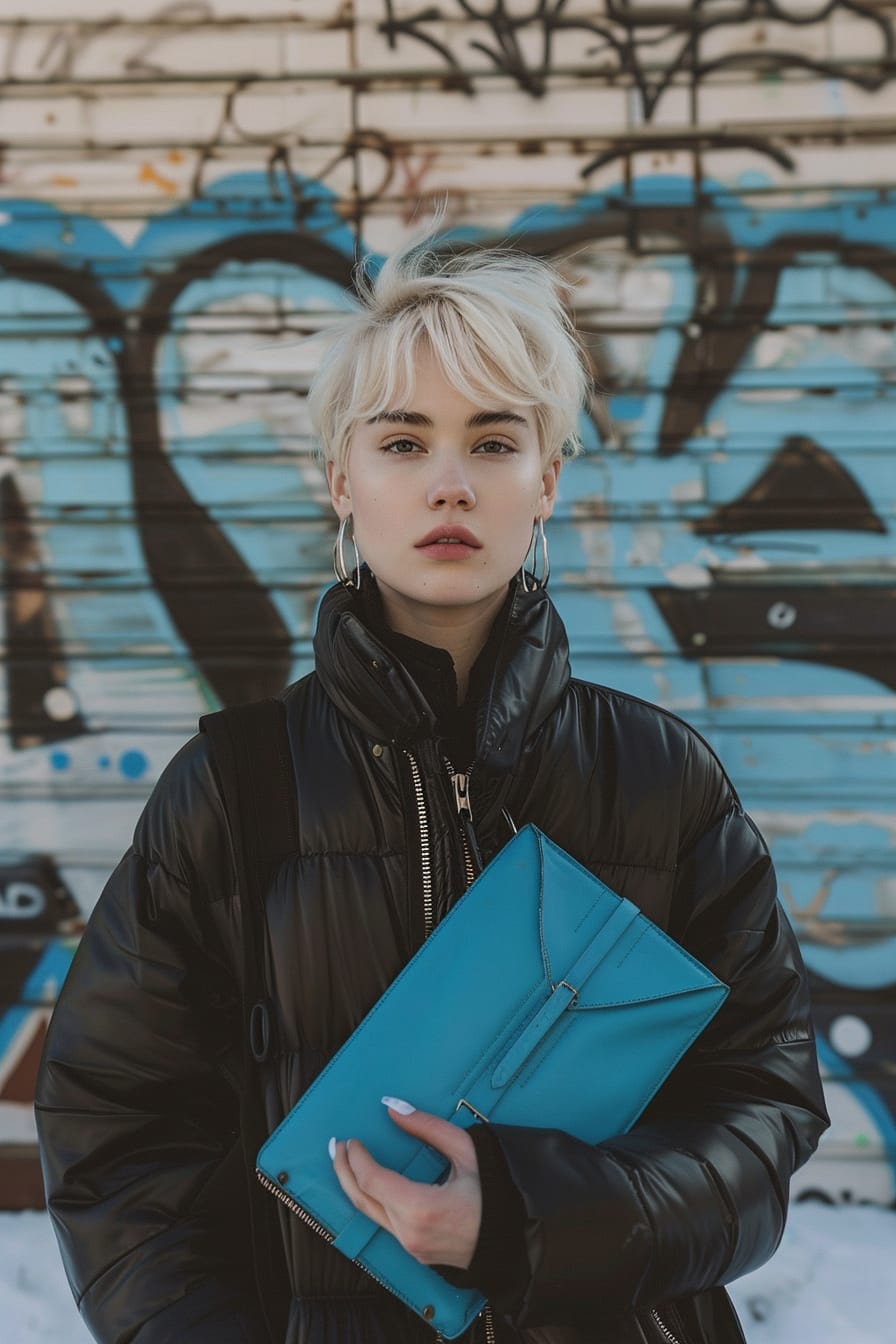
[373,582,508,702]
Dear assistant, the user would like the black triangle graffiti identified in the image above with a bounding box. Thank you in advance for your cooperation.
[693,436,887,536]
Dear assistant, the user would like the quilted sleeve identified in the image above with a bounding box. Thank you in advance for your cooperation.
[34,736,271,1344]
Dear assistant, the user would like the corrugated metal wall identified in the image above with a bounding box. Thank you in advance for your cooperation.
[1,0,894,1208]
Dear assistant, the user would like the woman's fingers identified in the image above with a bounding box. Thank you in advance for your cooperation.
[332,1139,393,1231]
[344,1136,432,1220]
[330,1105,482,1268]
[383,1101,477,1173]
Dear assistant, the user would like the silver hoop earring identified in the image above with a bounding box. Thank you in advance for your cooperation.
[333,514,362,590]
[520,517,550,592]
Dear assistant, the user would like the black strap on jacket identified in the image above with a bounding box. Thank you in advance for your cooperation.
[200,697,297,1344]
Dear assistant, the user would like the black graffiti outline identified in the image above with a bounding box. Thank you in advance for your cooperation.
[4,3,219,84]
[2,6,358,208]
[0,225,357,735]
[528,201,896,455]
[33,15,121,82]
[581,133,797,179]
[123,0,217,78]
[656,230,896,454]
[4,3,895,186]
[379,0,896,165]
[380,2,475,92]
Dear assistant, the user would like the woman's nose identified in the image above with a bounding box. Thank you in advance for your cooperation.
[426,462,476,509]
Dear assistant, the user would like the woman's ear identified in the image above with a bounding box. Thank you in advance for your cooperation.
[326,459,352,519]
[537,457,562,522]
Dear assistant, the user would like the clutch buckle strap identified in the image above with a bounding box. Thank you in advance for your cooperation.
[455,1096,490,1124]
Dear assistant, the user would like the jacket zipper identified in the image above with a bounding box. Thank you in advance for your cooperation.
[651,1308,683,1344]
[256,1169,334,1241]
[405,749,435,938]
[256,1169,420,1310]
[443,760,494,1344]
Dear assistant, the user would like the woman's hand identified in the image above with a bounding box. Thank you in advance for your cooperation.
[331,1098,482,1269]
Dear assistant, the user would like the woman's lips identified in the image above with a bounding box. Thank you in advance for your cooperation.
[416,541,479,559]
[415,527,482,560]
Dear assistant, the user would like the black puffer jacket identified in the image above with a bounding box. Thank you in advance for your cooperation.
[36,577,829,1344]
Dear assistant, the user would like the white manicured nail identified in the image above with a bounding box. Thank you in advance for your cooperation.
[328,1137,336,1160]
[381,1096,416,1115]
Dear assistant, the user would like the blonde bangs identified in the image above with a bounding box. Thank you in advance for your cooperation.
[306,222,591,471]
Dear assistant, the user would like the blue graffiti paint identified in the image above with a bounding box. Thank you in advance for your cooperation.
[49,751,70,772]
[1,174,355,315]
[815,1035,896,1186]
[0,1005,31,1063]
[21,942,78,1006]
[119,750,149,781]
[608,395,647,421]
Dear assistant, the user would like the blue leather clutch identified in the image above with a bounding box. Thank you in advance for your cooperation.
[257,826,728,1339]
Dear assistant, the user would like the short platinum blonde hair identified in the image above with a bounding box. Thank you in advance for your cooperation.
[307,222,591,471]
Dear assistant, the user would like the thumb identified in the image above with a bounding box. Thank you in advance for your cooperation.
[381,1097,476,1170]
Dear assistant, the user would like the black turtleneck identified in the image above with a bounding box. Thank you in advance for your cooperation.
[358,578,530,1315]
[359,579,511,771]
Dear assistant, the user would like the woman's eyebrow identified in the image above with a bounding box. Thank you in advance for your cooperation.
[366,409,528,427]
[468,410,528,428]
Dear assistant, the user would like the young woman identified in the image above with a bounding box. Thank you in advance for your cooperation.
[35,227,829,1344]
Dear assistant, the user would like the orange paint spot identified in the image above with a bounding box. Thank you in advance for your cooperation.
[167,149,184,165]
[138,162,177,194]
[50,176,79,188]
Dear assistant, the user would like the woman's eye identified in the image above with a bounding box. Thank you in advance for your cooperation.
[381,438,421,454]
[475,439,516,454]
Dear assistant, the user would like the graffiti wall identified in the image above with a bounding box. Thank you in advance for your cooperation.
[1,0,894,1208]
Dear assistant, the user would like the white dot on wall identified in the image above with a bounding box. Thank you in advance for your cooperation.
[829,1014,873,1058]
[43,686,79,721]
[767,601,797,630]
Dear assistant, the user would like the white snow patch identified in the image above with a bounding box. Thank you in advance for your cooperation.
[0,1212,92,1342]
[728,1203,896,1342]
[1,1202,895,1341]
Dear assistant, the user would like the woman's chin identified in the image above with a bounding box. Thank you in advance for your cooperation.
[374,572,511,614]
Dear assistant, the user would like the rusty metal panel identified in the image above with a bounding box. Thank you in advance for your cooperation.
[1,0,895,1209]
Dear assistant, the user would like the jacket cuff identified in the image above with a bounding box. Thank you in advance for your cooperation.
[433,1123,530,1314]
[487,1124,653,1328]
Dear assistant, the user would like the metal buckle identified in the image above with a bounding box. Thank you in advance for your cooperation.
[553,979,579,1006]
[455,1097,490,1123]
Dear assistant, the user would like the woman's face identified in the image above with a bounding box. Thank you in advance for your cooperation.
[327,344,560,636]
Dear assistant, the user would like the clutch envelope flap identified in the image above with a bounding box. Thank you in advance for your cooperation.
[535,830,727,1008]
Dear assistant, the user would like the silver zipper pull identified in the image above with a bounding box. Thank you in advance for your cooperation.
[453,769,483,878]
[453,770,473,820]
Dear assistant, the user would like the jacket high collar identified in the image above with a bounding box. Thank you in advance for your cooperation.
[312,572,571,775]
